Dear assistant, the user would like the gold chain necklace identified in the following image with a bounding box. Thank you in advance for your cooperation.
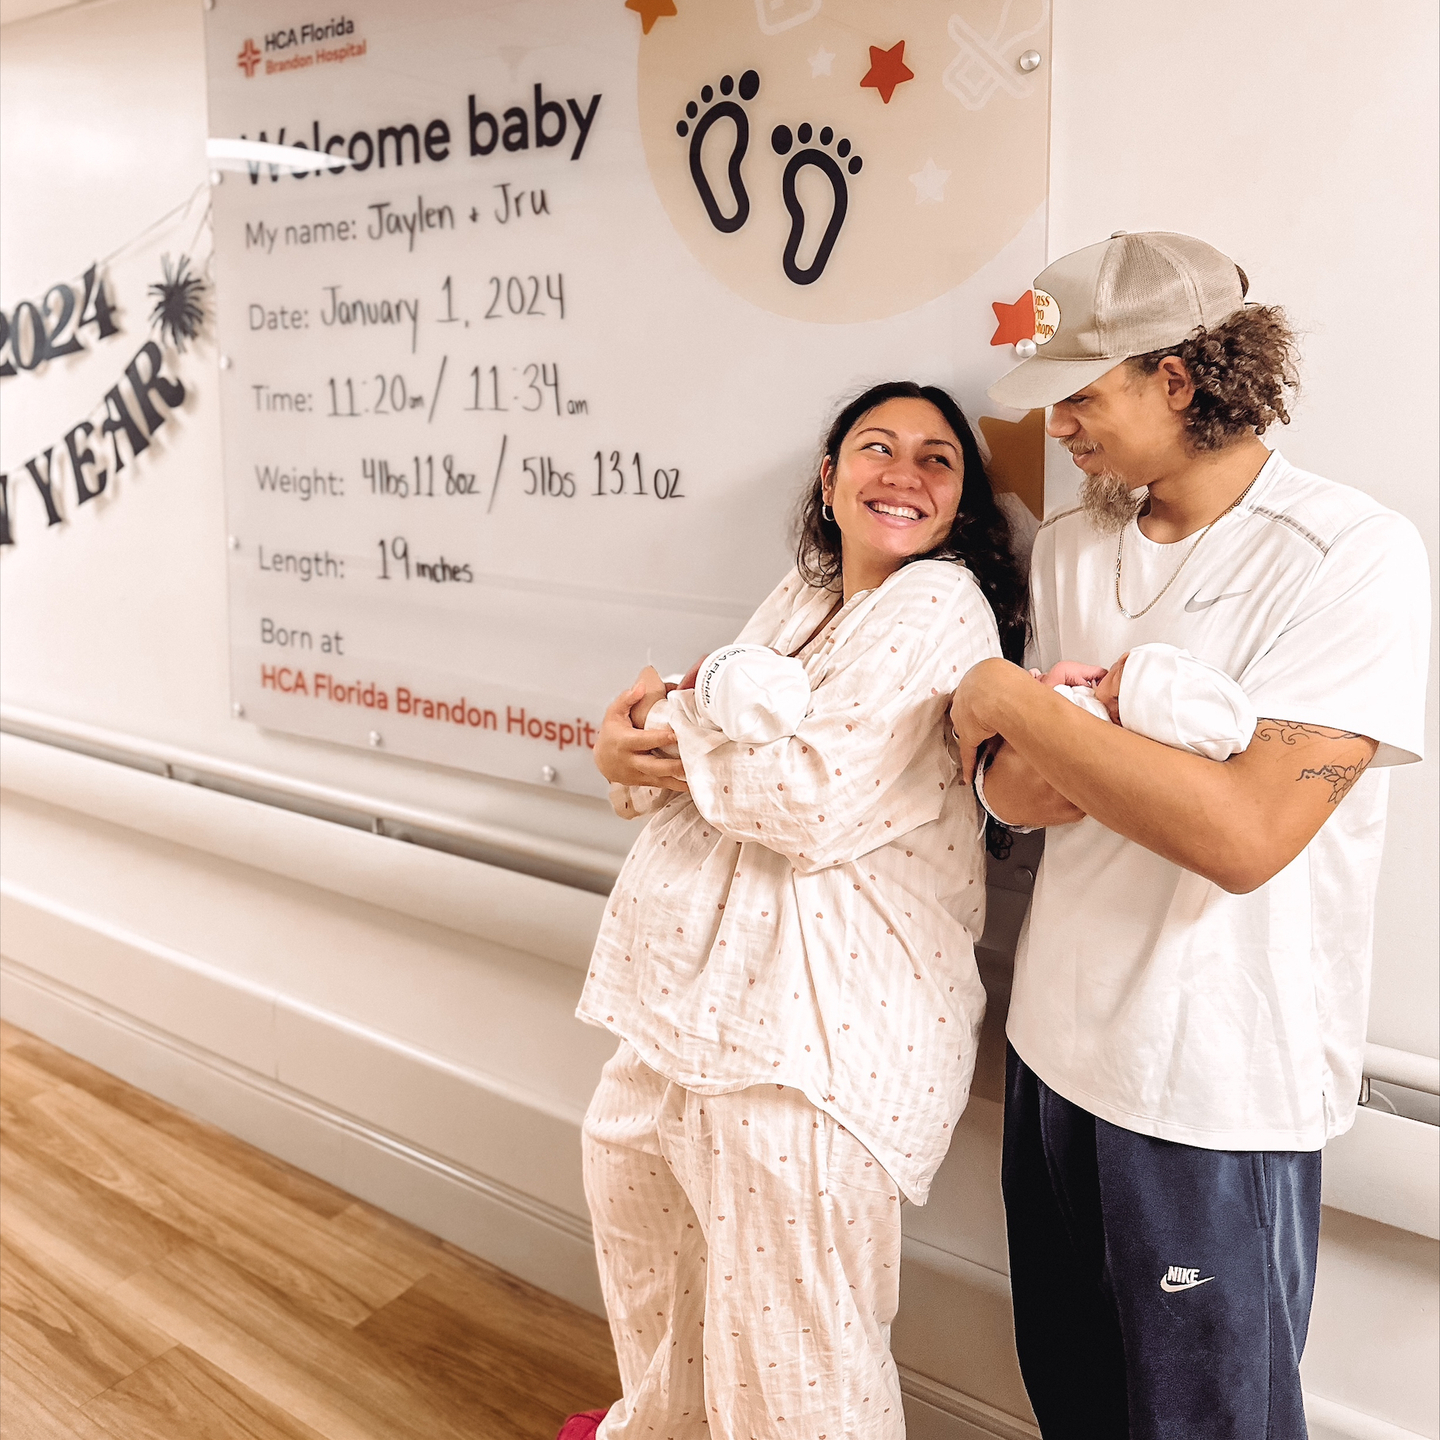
[1114,472,1262,619]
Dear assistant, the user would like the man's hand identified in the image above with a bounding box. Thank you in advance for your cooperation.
[950,657,1008,785]
[950,659,1082,829]
[953,658,1087,826]
[1092,651,1128,725]
[594,672,688,791]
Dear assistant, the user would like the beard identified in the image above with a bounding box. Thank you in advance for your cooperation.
[1068,442,1145,532]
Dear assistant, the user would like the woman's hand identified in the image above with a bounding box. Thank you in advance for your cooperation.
[594,671,689,791]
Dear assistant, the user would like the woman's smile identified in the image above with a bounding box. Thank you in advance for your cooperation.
[866,499,927,523]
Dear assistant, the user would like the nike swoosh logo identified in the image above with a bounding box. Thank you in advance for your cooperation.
[1184,590,1251,612]
[1160,1275,1216,1293]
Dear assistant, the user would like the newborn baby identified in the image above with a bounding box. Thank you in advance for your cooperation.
[618,640,1255,828]
[1036,643,1256,761]
[645,641,1254,759]
[634,645,810,761]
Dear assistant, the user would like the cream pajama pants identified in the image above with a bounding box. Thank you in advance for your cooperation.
[582,1041,905,1440]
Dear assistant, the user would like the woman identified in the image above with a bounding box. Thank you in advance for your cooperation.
[567,382,1026,1440]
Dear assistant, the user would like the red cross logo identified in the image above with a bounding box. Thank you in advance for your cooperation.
[237,39,261,77]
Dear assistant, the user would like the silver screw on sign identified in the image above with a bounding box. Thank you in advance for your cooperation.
[540,765,558,783]
[1018,49,1042,73]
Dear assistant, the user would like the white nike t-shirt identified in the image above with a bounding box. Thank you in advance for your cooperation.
[1010,450,1431,1151]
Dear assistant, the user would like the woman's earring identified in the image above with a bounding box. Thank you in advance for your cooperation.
[821,502,835,524]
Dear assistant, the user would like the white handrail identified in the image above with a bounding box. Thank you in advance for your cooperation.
[0,704,623,894]
[1364,1043,1440,1098]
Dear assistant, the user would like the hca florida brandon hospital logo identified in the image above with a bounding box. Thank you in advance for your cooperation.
[237,16,364,79]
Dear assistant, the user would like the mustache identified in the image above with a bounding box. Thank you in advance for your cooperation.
[1063,437,1100,457]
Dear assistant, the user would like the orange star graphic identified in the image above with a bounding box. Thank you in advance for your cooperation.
[625,0,677,35]
[991,291,1036,346]
[860,41,915,104]
[979,410,1046,520]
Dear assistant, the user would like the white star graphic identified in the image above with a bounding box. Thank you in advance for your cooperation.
[909,158,951,204]
[808,46,835,78]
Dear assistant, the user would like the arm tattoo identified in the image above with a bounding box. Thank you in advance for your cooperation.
[1253,720,1373,806]
[1298,761,1367,805]
[1253,720,1364,747]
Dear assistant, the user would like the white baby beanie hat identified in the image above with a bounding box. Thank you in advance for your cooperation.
[1120,643,1257,761]
[694,644,811,743]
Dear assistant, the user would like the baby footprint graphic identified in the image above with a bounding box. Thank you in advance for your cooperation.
[770,123,863,286]
[676,70,762,234]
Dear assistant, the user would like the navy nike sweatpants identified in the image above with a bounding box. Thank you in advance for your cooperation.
[1002,1045,1322,1439]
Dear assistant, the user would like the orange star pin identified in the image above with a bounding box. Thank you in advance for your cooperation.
[625,0,676,35]
[860,41,915,104]
[990,291,1036,346]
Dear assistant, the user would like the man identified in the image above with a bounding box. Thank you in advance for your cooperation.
[950,231,1431,1438]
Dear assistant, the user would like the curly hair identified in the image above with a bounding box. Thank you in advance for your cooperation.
[1127,301,1299,451]
[795,380,1028,664]
[794,380,1029,859]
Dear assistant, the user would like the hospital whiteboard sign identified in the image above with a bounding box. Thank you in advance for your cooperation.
[204,0,1049,793]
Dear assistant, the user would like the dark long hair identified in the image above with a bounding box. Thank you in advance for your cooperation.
[795,381,1029,859]
[795,380,1028,664]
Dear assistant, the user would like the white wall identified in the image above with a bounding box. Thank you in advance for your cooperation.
[2,3,1436,1439]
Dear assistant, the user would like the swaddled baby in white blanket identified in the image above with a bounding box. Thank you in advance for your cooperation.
[652,640,1255,760]
[1035,643,1256,761]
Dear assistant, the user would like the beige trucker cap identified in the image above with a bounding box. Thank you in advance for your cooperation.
[987,231,1246,411]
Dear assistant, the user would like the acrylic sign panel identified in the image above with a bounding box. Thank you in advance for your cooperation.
[205,0,1049,794]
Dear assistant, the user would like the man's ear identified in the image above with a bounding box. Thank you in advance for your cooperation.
[1156,354,1196,412]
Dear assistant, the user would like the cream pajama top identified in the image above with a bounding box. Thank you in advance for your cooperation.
[577,559,1001,1203]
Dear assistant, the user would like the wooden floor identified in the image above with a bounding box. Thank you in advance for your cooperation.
[0,1020,620,1438]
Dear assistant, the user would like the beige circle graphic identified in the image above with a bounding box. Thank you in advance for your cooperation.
[1032,286,1060,343]
[636,0,1050,324]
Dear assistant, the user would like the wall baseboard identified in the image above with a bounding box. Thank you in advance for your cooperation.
[899,1368,1040,1440]
[0,955,606,1312]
